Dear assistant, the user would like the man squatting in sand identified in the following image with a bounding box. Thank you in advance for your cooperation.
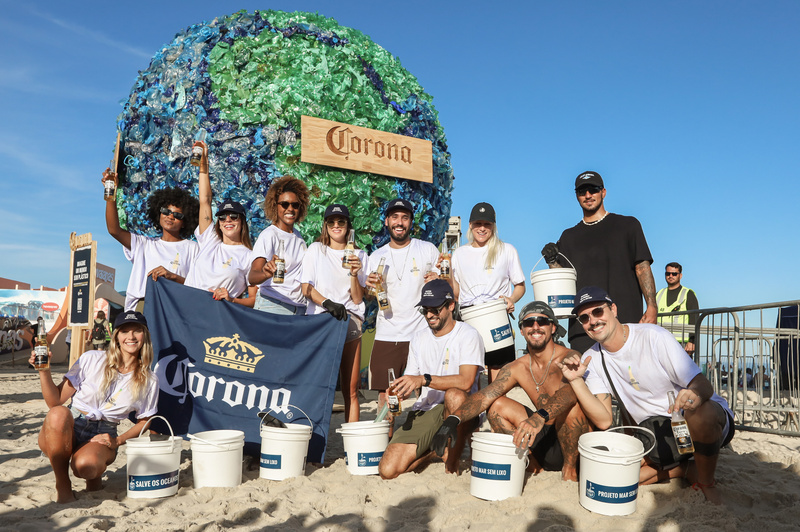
[432,301,591,481]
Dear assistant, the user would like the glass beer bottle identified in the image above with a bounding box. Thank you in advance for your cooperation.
[376,264,391,312]
[668,391,694,454]
[368,257,385,298]
[33,316,49,371]
[103,176,116,202]
[190,129,207,167]
[342,229,355,269]
[273,240,285,284]
[438,241,451,280]
[387,368,402,415]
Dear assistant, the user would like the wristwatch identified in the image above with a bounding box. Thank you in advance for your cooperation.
[423,373,432,387]
[535,408,550,423]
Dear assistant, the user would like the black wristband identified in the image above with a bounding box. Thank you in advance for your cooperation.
[424,373,432,387]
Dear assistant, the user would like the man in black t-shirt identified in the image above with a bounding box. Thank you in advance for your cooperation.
[542,171,657,353]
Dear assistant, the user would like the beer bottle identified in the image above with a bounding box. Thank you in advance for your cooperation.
[103,176,116,202]
[273,240,285,284]
[190,129,207,167]
[342,229,355,269]
[368,257,385,298]
[439,241,451,280]
[668,391,694,454]
[376,261,391,312]
[33,316,49,371]
[387,368,402,415]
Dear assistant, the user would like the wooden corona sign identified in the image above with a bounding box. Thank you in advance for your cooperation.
[300,115,433,183]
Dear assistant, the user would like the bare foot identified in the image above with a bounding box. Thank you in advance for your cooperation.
[526,455,543,474]
[561,465,578,482]
[698,483,723,505]
[85,477,103,492]
[56,485,76,504]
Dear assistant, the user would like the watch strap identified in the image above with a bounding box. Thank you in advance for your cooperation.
[424,373,432,387]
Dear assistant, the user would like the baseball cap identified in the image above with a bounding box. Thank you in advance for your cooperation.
[469,202,496,224]
[386,198,413,215]
[574,171,604,190]
[416,279,455,307]
[572,286,614,315]
[324,204,350,219]
[215,200,246,217]
[114,311,148,330]
[518,301,567,339]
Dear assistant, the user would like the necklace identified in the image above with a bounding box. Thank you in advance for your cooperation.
[529,344,556,392]
[388,243,411,282]
[581,211,609,226]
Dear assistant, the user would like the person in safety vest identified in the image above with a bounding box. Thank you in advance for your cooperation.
[656,262,698,355]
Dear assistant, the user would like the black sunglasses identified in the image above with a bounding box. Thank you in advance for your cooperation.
[418,302,448,316]
[577,304,609,325]
[278,201,301,209]
[665,271,680,277]
[217,212,241,221]
[576,185,603,196]
[326,219,348,227]
[160,207,185,220]
[521,316,552,328]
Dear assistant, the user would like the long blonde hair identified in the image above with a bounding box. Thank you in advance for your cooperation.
[101,325,155,402]
[467,222,503,270]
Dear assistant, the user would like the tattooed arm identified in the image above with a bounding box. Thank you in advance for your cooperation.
[449,365,519,423]
[635,260,657,324]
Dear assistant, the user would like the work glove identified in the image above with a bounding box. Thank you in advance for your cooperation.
[432,415,460,457]
[257,412,287,428]
[541,242,559,264]
[322,299,348,320]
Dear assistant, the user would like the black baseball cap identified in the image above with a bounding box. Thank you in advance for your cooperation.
[518,301,567,339]
[114,311,148,330]
[386,198,413,215]
[216,200,246,217]
[416,279,455,307]
[572,286,614,314]
[324,204,350,219]
[469,202,496,224]
[574,171,604,190]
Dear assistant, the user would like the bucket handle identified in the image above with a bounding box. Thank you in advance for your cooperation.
[136,415,177,450]
[605,426,656,463]
[259,404,314,433]
[531,252,576,275]
[186,433,233,449]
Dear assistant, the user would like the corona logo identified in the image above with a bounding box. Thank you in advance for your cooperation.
[203,333,264,373]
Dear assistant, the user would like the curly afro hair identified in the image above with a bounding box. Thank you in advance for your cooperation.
[263,175,309,225]
[147,187,199,240]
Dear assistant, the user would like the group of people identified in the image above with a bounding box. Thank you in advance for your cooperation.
[33,165,727,505]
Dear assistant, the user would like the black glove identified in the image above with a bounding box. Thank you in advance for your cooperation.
[257,412,287,428]
[322,299,348,320]
[432,415,460,457]
[541,242,559,264]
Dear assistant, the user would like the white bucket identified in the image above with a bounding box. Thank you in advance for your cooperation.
[460,299,513,351]
[126,416,182,499]
[530,254,577,318]
[259,406,313,480]
[189,430,245,488]
[578,427,655,516]
[469,432,528,501]
[336,420,390,475]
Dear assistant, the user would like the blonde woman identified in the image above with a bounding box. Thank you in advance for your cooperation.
[32,311,159,503]
[449,202,525,383]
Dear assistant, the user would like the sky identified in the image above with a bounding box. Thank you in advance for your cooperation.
[1,0,798,318]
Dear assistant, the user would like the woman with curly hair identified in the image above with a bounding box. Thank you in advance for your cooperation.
[184,141,257,306]
[103,169,199,311]
[32,311,159,503]
[248,175,309,315]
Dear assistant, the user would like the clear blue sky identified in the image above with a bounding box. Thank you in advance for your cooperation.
[1,1,798,312]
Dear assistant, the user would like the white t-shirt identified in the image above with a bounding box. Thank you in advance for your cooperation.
[301,242,367,320]
[369,239,441,342]
[184,225,252,298]
[451,242,525,307]
[251,224,307,306]
[406,321,485,411]
[582,324,733,424]
[65,350,159,423]
[124,234,199,311]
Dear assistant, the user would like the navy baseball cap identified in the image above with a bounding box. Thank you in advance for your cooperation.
[386,198,413,215]
[114,311,148,329]
[216,200,246,217]
[324,204,350,219]
[417,279,455,307]
[469,202,496,224]
[572,286,614,315]
[518,301,567,339]
[574,171,604,190]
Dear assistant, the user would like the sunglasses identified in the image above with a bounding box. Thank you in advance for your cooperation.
[278,201,301,210]
[217,213,241,221]
[418,302,448,316]
[326,219,348,227]
[577,304,609,325]
[160,207,185,220]
[576,185,603,196]
[665,271,680,277]
[521,316,552,328]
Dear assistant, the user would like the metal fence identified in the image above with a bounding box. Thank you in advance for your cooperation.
[659,300,800,436]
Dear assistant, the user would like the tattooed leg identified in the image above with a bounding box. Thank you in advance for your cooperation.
[555,403,591,482]
[486,397,526,434]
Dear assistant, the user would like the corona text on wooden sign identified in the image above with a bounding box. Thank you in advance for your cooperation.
[300,115,433,183]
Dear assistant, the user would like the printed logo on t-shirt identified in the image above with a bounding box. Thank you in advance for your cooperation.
[628,366,640,390]
[222,257,233,269]
[170,253,181,270]
[411,259,420,276]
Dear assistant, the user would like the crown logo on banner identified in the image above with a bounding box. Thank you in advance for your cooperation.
[203,334,264,373]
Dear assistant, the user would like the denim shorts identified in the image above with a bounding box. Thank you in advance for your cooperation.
[255,292,306,315]
[70,407,118,446]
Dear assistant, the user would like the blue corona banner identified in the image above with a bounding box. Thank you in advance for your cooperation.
[143,279,347,462]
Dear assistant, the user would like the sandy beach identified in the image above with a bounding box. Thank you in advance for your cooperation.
[2,365,799,532]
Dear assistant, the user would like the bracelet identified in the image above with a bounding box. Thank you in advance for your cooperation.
[349,272,358,277]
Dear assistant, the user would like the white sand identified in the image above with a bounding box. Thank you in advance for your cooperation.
[2,367,800,532]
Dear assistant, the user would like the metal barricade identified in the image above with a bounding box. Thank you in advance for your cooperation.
[659,301,800,436]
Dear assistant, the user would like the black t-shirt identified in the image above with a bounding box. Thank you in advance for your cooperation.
[557,213,653,346]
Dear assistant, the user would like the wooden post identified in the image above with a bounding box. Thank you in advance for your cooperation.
[68,232,97,367]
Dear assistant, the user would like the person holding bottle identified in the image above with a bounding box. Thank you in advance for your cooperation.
[183,141,258,306]
[448,202,525,383]
[301,204,367,421]
[31,311,159,503]
[102,170,199,312]
[248,175,309,315]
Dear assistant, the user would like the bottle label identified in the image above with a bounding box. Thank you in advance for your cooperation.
[274,260,285,283]
[672,421,694,452]
[34,345,48,366]
[378,291,390,310]
[387,394,400,413]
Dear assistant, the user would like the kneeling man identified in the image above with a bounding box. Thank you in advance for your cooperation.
[433,301,590,481]
[378,279,484,479]
[560,286,734,504]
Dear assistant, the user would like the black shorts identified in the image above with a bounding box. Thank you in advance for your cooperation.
[526,409,563,471]
[484,345,517,368]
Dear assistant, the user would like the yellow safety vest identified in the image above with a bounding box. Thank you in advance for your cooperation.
[656,286,693,343]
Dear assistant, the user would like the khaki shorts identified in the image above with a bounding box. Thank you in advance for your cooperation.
[389,404,446,459]
[368,340,410,391]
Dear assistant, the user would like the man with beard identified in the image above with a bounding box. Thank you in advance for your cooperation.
[431,301,591,481]
[366,199,440,423]
[541,171,657,353]
[378,280,483,478]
